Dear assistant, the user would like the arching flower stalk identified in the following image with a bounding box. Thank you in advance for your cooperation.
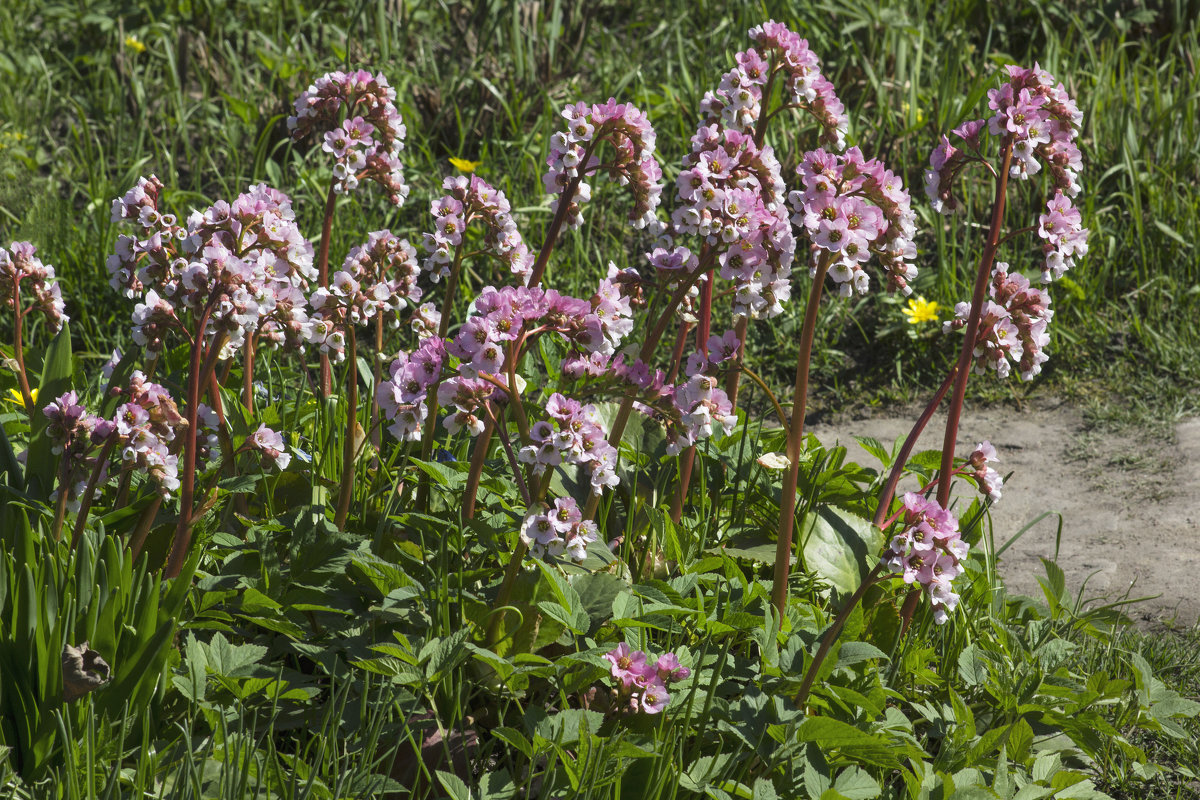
[288,69,409,395]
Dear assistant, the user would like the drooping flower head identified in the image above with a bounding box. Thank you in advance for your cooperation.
[882,493,967,625]
[699,20,848,149]
[943,262,1053,381]
[924,64,1087,282]
[422,176,534,284]
[1,241,68,332]
[789,147,918,296]
[288,70,409,204]
[543,99,662,232]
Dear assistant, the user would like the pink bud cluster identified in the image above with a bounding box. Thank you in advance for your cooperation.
[1037,192,1088,282]
[376,337,445,441]
[944,262,1053,380]
[672,127,796,318]
[790,147,918,296]
[699,20,848,149]
[561,266,637,377]
[110,371,187,494]
[966,441,1002,503]
[543,99,663,231]
[603,643,690,715]
[288,70,409,204]
[518,496,598,562]
[517,393,619,496]
[309,230,423,362]
[110,178,320,359]
[882,493,967,625]
[1,241,68,331]
[422,176,534,284]
[43,373,187,507]
[924,65,1087,282]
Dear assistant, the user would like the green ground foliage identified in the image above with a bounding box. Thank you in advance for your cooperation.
[1,1,1198,798]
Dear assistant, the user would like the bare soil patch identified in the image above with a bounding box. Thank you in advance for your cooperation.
[810,398,1200,628]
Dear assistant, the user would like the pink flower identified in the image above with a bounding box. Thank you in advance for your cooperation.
[604,644,648,688]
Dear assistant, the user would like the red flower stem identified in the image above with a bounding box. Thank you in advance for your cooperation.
[165,299,224,579]
[128,494,164,561]
[335,325,359,530]
[793,564,884,709]
[665,321,693,385]
[527,139,600,287]
[937,143,1014,509]
[10,286,36,415]
[482,403,530,506]
[371,315,384,454]
[872,365,959,529]
[316,182,338,398]
[461,418,492,522]
[670,273,714,523]
[771,252,833,618]
[580,251,715,522]
[242,334,255,413]
[70,437,118,548]
[724,316,750,407]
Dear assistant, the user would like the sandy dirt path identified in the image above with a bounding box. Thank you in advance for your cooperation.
[809,398,1200,627]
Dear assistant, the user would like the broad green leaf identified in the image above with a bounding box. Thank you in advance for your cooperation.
[801,507,884,597]
[958,643,989,686]
[25,323,73,498]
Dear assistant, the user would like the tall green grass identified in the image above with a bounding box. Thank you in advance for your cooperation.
[1,0,1197,412]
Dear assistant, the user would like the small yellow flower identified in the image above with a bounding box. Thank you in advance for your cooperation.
[448,156,482,173]
[124,35,146,54]
[901,295,940,325]
[5,387,36,406]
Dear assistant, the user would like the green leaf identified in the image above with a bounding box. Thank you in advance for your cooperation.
[833,767,880,799]
[436,770,472,800]
[795,717,908,768]
[854,437,891,468]
[202,632,267,678]
[801,507,884,597]
[25,323,73,498]
[958,643,989,686]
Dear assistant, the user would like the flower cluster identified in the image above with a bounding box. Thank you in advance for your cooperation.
[518,394,619,496]
[110,371,186,495]
[518,496,599,562]
[1037,191,1089,282]
[924,64,1087,282]
[790,147,918,296]
[43,373,187,509]
[376,337,445,441]
[603,643,690,714]
[700,20,848,149]
[309,229,423,361]
[672,127,796,318]
[544,99,663,231]
[966,441,1002,503]
[1,241,68,331]
[944,262,1053,380]
[110,178,320,360]
[882,493,967,624]
[288,70,409,204]
[422,176,534,284]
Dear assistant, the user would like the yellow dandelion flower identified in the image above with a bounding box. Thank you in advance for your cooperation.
[901,295,940,325]
[448,156,482,173]
[5,387,36,406]
[124,35,146,54]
